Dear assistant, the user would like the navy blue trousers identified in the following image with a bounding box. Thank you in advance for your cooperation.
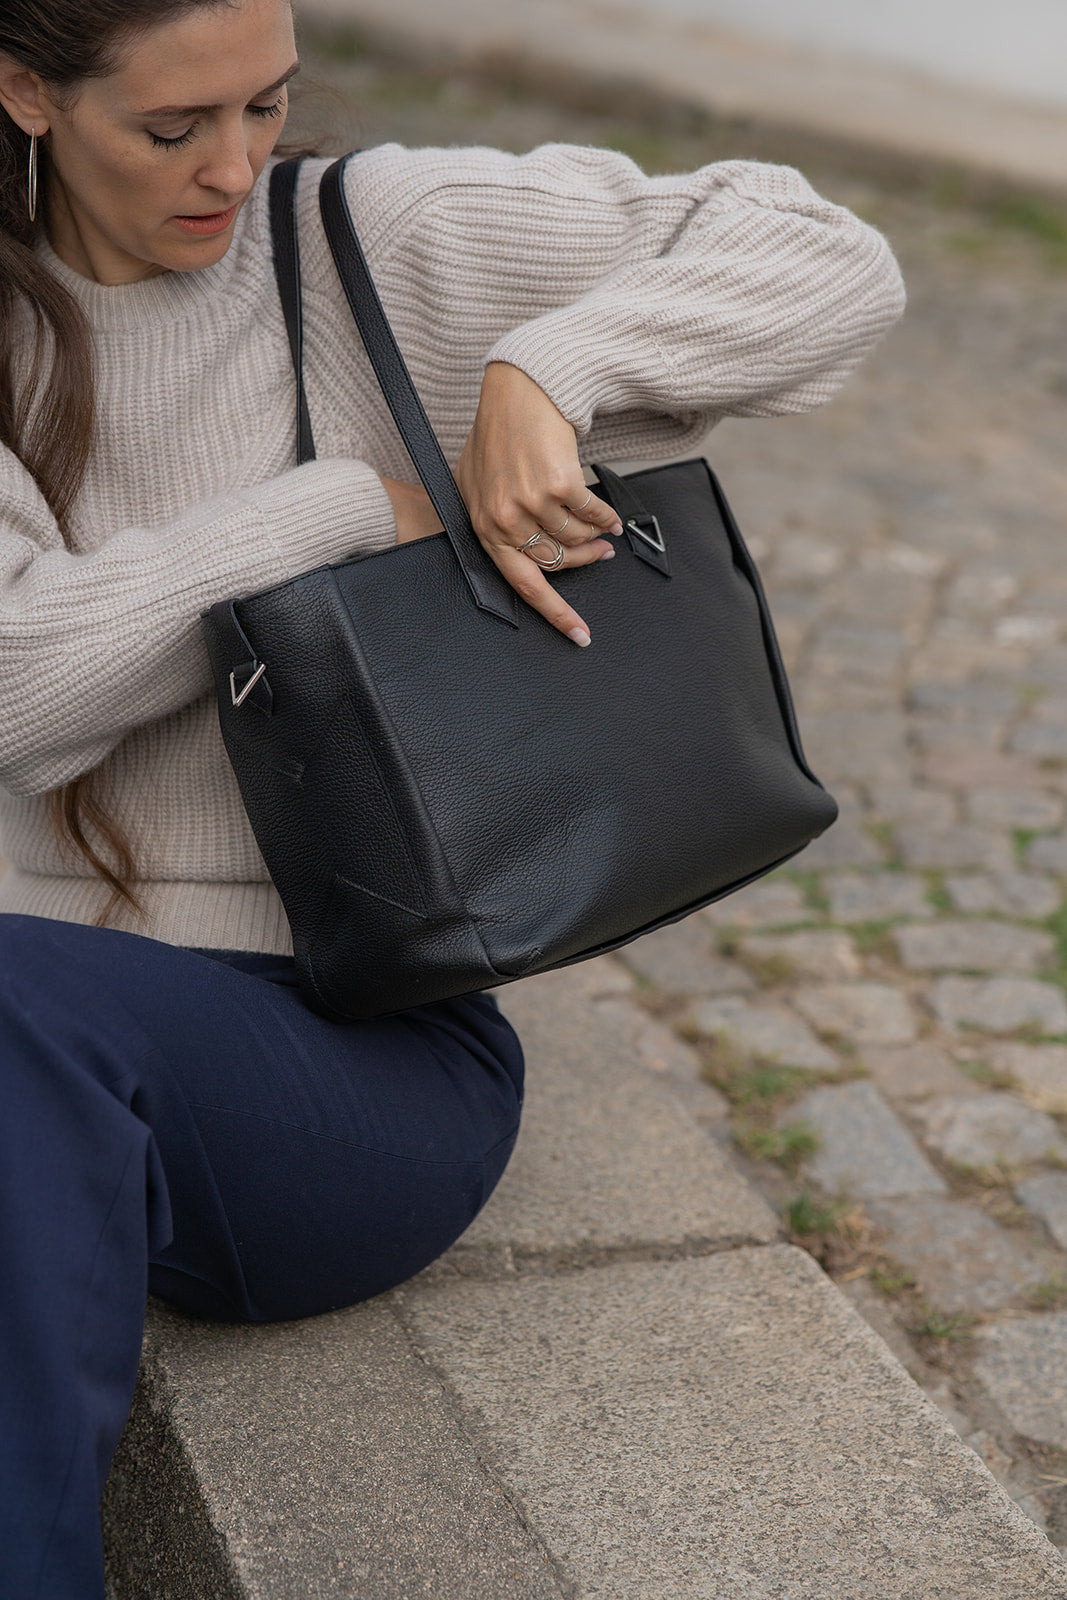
[0,913,524,1600]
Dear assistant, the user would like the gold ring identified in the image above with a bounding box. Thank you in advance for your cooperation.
[519,531,566,571]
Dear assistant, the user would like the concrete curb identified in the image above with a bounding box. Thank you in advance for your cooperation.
[298,0,1067,200]
[103,966,1067,1597]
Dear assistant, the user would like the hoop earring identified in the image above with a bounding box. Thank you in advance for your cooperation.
[27,128,37,224]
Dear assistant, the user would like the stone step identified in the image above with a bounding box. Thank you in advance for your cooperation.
[440,963,778,1272]
[397,1248,1067,1599]
[102,967,1067,1597]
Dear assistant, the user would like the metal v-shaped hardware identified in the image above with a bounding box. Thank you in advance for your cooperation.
[626,515,666,553]
[230,661,267,708]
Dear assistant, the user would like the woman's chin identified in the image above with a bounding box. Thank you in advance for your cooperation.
[153,222,240,275]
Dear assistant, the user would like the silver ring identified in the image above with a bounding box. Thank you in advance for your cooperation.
[546,511,571,538]
[519,531,566,571]
[572,490,593,513]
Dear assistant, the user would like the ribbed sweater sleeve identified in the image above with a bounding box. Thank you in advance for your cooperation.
[346,145,904,436]
[490,155,905,428]
[0,455,396,796]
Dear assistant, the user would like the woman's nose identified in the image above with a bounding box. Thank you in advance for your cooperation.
[195,121,255,200]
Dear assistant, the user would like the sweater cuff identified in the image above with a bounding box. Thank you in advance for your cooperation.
[487,313,667,439]
[255,458,398,576]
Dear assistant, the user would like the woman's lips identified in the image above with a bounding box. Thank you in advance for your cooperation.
[173,204,239,236]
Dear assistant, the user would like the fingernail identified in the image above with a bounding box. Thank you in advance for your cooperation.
[567,627,591,647]
[598,547,615,561]
[610,521,624,536]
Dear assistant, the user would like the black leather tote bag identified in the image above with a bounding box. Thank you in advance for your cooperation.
[202,157,837,1020]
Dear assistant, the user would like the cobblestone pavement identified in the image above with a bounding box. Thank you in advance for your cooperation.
[293,37,1067,1557]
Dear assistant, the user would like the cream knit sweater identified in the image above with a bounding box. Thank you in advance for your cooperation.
[0,145,904,953]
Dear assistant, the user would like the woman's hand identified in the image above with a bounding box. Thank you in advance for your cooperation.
[455,362,623,647]
[383,363,622,645]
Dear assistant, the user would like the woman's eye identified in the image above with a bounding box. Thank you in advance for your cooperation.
[147,95,283,149]
[149,126,196,149]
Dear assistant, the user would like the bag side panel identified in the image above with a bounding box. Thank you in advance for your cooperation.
[207,568,501,1019]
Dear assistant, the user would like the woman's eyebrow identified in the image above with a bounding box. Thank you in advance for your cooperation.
[138,61,300,117]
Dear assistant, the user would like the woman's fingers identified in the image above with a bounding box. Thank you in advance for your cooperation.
[480,512,617,645]
[535,483,622,546]
[519,532,615,571]
[481,477,618,552]
[491,542,609,647]
[469,482,622,645]
[562,484,624,540]
[452,364,628,642]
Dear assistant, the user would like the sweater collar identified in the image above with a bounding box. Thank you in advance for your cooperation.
[35,187,263,334]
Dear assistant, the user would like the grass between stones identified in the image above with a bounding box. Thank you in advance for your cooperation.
[640,853,1067,1429]
[784,1192,843,1236]
[958,1058,1018,1090]
[777,1190,965,1332]
[736,950,797,989]
[906,1127,1067,1222]
[712,933,798,987]
[781,1194,908,1285]
[1024,1273,1067,1311]
[694,1039,826,1174]
[924,873,954,914]
[784,1207,984,1354]
[690,870,1067,1193]
[864,819,902,867]
[946,1158,1034,1193]
[735,1120,818,1174]
[1044,902,1067,990]
[786,871,831,915]
[695,1028,863,1142]
[957,1187,1033,1230]
[702,1054,814,1106]
[842,919,898,961]
[913,1306,979,1342]
[1014,1026,1067,1047]
[869,1264,918,1295]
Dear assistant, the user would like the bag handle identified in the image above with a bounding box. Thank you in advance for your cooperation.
[269,160,316,468]
[268,156,518,627]
[318,157,518,625]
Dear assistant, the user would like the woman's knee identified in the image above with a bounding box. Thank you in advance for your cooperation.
[412,990,525,1136]
[172,1093,521,1325]
[204,1151,488,1321]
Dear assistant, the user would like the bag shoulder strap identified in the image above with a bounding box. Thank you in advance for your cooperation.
[268,153,517,626]
[269,159,316,466]
[316,156,518,626]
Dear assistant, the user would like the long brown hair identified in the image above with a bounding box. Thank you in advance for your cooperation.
[0,2,237,920]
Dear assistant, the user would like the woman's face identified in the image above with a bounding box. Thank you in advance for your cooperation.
[17,0,298,284]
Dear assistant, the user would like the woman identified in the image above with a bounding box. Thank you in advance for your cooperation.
[0,1,904,1594]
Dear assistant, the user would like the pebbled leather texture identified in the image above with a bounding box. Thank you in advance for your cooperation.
[201,164,839,1022]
